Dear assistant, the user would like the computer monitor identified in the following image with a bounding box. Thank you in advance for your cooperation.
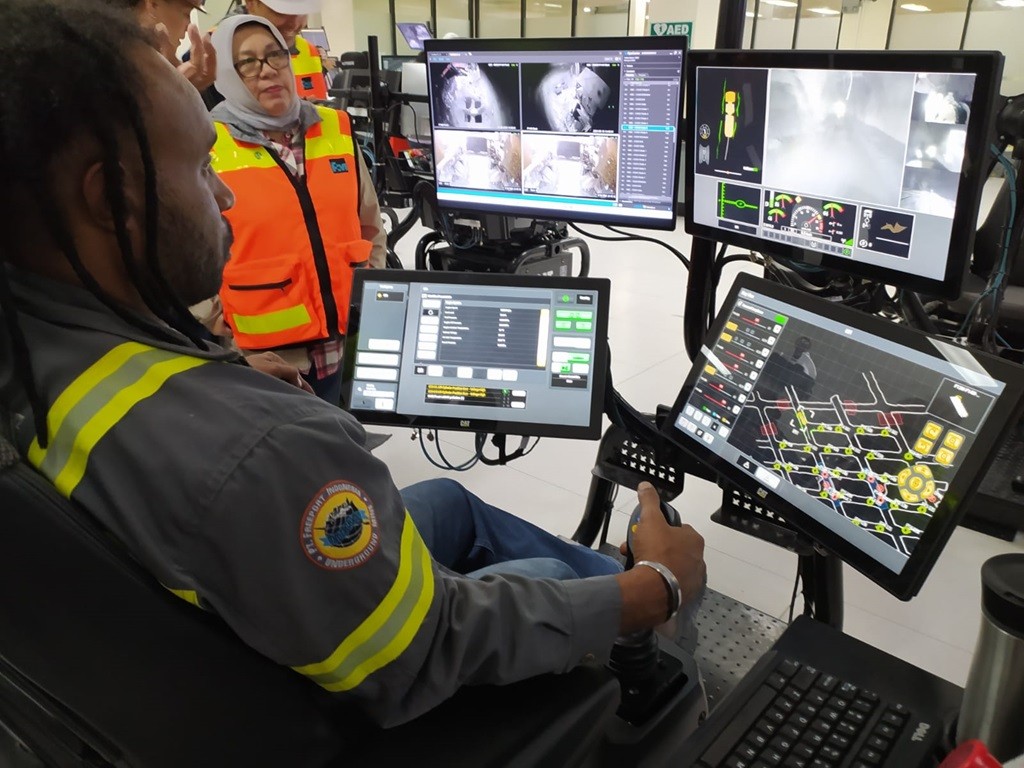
[684,50,1003,298]
[397,22,432,51]
[300,27,330,52]
[423,36,687,230]
[399,62,432,144]
[343,271,611,439]
[382,54,417,72]
[663,273,1024,600]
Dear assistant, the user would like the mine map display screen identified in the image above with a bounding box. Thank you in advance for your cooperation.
[343,270,610,439]
[684,51,1002,297]
[664,274,1024,599]
[424,36,686,230]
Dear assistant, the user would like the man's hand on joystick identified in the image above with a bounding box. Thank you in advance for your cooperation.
[615,482,706,635]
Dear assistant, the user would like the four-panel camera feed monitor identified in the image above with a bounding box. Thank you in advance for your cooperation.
[344,271,610,440]
[685,51,1002,297]
[664,274,1024,599]
[422,37,687,230]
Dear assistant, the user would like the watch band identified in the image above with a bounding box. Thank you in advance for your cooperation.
[635,560,683,622]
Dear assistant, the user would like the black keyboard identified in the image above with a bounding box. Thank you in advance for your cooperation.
[700,656,912,768]
[673,617,962,768]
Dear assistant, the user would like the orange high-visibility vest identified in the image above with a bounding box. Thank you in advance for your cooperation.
[212,106,372,351]
[293,35,327,100]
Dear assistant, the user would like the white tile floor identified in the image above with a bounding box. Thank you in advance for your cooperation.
[378,216,1024,689]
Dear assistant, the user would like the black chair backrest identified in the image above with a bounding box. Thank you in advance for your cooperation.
[0,438,347,768]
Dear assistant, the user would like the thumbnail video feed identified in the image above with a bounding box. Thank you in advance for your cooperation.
[434,130,522,192]
[763,70,916,208]
[900,73,976,217]
[521,62,621,133]
[429,62,521,131]
[521,134,618,198]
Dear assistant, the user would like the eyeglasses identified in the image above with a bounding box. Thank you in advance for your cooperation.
[234,49,291,79]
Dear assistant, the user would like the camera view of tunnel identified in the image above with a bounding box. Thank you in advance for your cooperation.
[521,134,618,198]
[900,73,976,217]
[429,62,521,131]
[763,69,916,208]
[521,62,620,134]
[434,130,523,192]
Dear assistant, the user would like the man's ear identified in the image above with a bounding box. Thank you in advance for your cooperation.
[80,160,145,237]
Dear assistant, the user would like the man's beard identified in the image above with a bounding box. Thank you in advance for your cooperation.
[152,202,234,308]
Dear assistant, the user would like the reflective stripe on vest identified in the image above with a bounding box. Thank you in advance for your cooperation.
[26,342,207,499]
[212,106,372,350]
[292,511,435,692]
[293,36,327,100]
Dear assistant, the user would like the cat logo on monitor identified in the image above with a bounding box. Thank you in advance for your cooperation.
[460,420,471,427]
[300,481,380,570]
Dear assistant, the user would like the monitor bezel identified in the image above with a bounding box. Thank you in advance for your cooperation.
[423,35,688,232]
[683,50,1004,299]
[343,270,612,440]
[662,272,1024,600]
[397,22,432,51]
[299,27,330,52]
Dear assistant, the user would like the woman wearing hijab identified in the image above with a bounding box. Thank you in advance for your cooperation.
[209,15,386,404]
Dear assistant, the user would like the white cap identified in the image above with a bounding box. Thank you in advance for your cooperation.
[260,0,322,15]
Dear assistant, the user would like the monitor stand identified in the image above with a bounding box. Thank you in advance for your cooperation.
[414,214,591,276]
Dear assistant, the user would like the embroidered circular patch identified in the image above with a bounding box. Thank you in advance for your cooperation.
[300,481,380,570]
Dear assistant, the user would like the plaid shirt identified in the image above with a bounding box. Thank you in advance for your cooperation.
[264,129,345,378]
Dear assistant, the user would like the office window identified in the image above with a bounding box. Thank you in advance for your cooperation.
[354,0,395,54]
[526,0,572,37]
[888,0,968,50]
[437,0,472,38]
[478,0,523,37]
[796,0,842,47]
[963,0,1024,95]
[744,6,758,47]
[576,0,630,36]
[753,0,799,48]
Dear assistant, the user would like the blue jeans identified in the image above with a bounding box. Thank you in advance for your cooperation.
[401,478,622,580]
[304,363,342,406]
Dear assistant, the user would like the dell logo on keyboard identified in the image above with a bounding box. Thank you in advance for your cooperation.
[911,722,930,742]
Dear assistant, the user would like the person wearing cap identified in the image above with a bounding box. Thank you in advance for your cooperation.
[105,0,217,91]
[208,15,386,403]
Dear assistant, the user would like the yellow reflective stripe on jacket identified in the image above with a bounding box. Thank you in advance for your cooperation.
[292,35,322,76]
[307,107,355,160]
[27,342,208,498]
[167,587,202,607]
[232,304,312,336]
[294,512,435,692]
[211,122,278,174]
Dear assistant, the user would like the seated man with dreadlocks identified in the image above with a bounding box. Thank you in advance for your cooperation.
[0,0,705,728]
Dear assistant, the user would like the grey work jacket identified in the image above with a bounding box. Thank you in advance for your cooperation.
[0,267,621,726]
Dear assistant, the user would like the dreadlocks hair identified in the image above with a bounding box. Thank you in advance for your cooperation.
[0,0,229,449]
[98,0,147,8]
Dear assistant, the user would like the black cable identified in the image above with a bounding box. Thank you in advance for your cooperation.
[567,223,690,269]
[788,560,802,624]
[417,429,481,471]
[606,224,690,269]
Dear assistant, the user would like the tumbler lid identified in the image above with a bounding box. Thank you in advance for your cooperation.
[981,553,1024,634]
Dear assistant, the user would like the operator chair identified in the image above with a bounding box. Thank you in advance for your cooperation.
[0,435,620,768]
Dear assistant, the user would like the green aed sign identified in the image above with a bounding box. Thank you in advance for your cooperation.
[649,21,692,36]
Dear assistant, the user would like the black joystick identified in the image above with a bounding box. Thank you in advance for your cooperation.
[624,497,681,570]
[608,492,688,726]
